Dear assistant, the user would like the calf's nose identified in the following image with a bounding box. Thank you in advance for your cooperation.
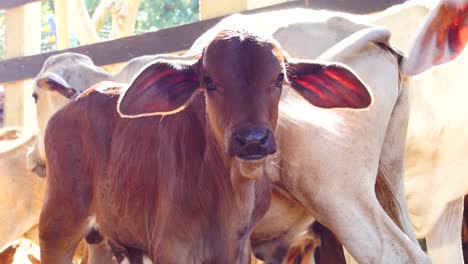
[234,128,269,146]
[229,127,276,160]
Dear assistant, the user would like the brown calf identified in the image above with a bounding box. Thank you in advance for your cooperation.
[39,28,371,263]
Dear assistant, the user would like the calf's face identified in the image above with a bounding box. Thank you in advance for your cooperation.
[201,34,284,161]
[118,29,373,177]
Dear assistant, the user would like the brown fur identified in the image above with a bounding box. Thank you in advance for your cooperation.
[40,81,272,263]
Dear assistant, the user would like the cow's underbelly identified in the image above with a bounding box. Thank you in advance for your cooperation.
[94,187,153,251]
[251,187,313,260]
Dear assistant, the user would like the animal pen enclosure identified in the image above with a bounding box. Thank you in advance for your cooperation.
[0,0,406,131]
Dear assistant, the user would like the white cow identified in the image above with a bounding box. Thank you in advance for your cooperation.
[279,1,468,263]
[27,52,176,174]
[372,0,468,263]
[0,238,41,264]
[27,53,112,177]
[0,127,43,248]
[0,54,109,257]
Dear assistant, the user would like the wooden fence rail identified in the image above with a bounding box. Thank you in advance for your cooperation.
[0,0,406,84]
[0,0,40,10]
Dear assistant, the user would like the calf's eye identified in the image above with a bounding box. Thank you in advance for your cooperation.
[275,73,284,88]
[205,77,216,91]
[32,93,38,103]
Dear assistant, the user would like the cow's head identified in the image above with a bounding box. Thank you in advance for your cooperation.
[118,29,372,178]
[29,53,110,176]
[402,0,468,75]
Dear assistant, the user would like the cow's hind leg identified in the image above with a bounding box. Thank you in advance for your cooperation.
[292,167,430,263]
[426,197,464,264]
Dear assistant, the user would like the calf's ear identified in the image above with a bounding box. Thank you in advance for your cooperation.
[36,72,77,98]
[286,59,372,109]
[118,59,200,118]
[403,0,468,76]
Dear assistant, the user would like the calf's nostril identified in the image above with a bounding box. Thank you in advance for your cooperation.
[235,133,247,146]
[259,131,269,145]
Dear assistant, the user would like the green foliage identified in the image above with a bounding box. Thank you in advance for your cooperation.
[84,0,102,15]
[41,0,56,52]
[84,0,200,34]
[136,0,199,31]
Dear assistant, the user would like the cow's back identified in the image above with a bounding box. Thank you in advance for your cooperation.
[43,84,121,235]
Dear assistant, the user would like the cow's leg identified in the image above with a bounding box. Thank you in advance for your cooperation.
[426,197,464,264]
[85,242,115,264]
[315,190,428,263]
[287,163,430,264]
[311,222,345,264]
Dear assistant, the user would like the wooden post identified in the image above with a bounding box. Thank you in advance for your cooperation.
[54,0,71,50]
[199,0,248,20]
[4,1,41,130]
[70,0,100,45]
[247,0,288,10]
[199,0,289,20]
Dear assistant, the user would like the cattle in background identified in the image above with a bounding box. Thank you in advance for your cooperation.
[0,127,42,248]
[27,52,183,177]
[38,28,372,263]
[393,0,468,262]
[0,53,109,259]
[30,1,467,262]
[279,0,468,263]
[371,0,468,262]
[27,53,111,177]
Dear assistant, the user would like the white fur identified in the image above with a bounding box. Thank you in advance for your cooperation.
[88,216,98,230]
[372,1,468,263]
